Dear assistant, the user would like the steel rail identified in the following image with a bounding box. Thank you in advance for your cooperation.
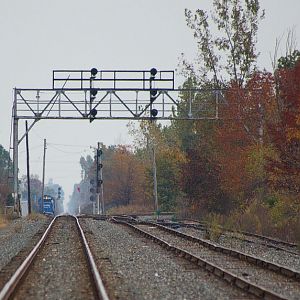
[112,217,285,300]
[180,223,299,256]
[0,215,110,300]
[157,219,298,255]
[75,216,110,300]
[182,219,298,248]
[0,216,57,300]
[144,221,300,280]
[238,230,297,248]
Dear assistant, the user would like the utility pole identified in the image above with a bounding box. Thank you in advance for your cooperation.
[41,139,47,212]
[25,121,31,214]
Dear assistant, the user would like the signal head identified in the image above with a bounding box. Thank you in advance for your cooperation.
[150,90,158,97]
[90,108,97,117]
[90,88,98,97]
[91,68,98,76]
[150,68,157,76]
[150,109,158,117]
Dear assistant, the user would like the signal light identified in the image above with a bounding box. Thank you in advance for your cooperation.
[91,68,98,77]
[89,108,98,123]
[150,90,157,96]
[90,88,98,97]
[90,178,96,202]
[150,68,157,76]
[150,109,158,117]
[90,108,97,116]
[90,88,98,104]
[57,187,62,199]
[150,89,158,103]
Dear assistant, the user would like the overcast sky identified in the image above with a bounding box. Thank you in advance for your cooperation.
[1,0,299,207]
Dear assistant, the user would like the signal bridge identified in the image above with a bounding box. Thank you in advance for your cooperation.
[12,68,222,213]
[15,68,221,122]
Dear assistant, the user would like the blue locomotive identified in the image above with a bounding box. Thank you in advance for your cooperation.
[38,195,56,215]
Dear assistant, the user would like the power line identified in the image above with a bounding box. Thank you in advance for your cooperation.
[46,144,89,154]
[47,142,91,148]
[30,160,77,164]
[19,144,44,155]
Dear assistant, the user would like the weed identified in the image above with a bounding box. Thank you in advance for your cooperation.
[107,204,152,215]
[26,212,47,221]
[13,222,22,233]
[0,214,8,229]
[206,214,223,242]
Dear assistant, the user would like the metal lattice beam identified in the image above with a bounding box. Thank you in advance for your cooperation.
[15,88,221,120]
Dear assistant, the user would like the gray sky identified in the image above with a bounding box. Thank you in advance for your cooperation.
[1,0,300,205]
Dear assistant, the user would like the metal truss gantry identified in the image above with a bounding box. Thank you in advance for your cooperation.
[12,68,222,211]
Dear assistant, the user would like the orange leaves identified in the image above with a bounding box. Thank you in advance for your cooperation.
[104,145,148,206]
[215,72,276,200]
[267,60,300,194]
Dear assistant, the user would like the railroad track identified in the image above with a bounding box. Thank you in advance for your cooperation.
[176,219,298,255]
[0,215,109,300]
[112,216,300,300]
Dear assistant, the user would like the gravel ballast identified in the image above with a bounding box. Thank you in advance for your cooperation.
[81,219,256,300]
[0,216,50,271]
[176,226,300,272]
[13,216,96,300]
[137,224,300,300]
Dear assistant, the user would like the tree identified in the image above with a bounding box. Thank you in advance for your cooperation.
[104,146,142,205]
[20,174,42,211]
[167,0,266,215]
[184,0,264,87]
[0,145,11,179]
[215,71,275,204]
[0,144,12,208]
[278,50,300,70]
[129,121,186,211]
[79,155,94,179]
[267,58,300,195]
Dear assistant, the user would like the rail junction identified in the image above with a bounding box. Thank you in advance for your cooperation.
[111,215,300,300]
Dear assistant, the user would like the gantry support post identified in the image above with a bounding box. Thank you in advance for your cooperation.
[13,89,19,215]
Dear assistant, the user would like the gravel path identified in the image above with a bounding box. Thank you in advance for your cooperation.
[138,224,300,300]
[175,226,300,272]
[13,216,96,300]
[0,216,50,271]
[81,219,256,300]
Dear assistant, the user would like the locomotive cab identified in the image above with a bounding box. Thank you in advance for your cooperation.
[43,195,55,215]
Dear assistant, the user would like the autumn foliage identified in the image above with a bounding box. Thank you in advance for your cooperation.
[69,56,300,241]
[267,61,300,195]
